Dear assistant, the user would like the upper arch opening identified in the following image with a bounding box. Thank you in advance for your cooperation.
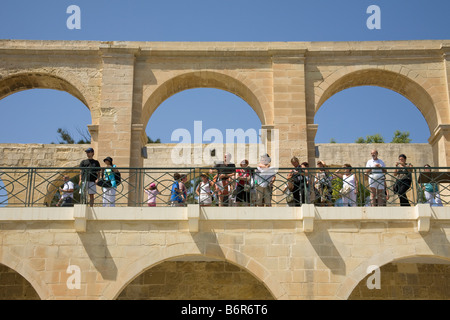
[142,71,269,128]
[0,72,90,109]
[315,68,439,136]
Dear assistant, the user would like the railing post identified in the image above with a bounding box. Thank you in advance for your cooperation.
[26,168,35,207]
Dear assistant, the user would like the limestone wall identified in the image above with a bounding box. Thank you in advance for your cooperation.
[117,261,274,300]
[0,205,449,300]
[0,142,435,169]
[315,143,434,168]
[0,144,86,167]
[349,263,450,300]
[0,264,39,300]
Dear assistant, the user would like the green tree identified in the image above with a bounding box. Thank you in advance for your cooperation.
[329,138,337,143]
[147,136,161,143]
[391,130,412,143]
[355,134,385,143]
[53,128,91,144]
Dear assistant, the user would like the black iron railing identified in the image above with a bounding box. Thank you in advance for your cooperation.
[0,166,449,208]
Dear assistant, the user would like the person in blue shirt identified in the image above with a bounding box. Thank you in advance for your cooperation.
[101,157,118,207]
[170,173,183,206]
[421,164,443,207]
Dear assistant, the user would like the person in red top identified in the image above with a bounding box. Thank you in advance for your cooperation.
[235,159,251,206]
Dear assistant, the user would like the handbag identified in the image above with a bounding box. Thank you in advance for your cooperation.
[97,179,112,188]
[340,184,352,197]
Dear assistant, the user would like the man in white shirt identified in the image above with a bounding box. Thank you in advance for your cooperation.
[57,175,75,207]
[254,154,276,206]
[365,149,387,206]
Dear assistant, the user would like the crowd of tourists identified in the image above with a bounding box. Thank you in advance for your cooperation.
[59,148,444,208]
[163,149,444,208]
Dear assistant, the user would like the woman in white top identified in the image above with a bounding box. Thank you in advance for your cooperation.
[196,174,213,206]
[335,164,358,207]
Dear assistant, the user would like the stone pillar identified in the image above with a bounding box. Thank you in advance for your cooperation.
[428,124,450,167]
[97,47,143,205]
[97,47,139,167]
[271,51,308,167]
[429,46,450,167]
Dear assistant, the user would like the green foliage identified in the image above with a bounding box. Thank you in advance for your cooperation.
[56,128,74,144]
[147,136,161,143]
[356,181,371,206]
[391,130,412,143]
[54,128,90,144]
[356,131,412,144]
[355,133,384,144]
[329,138,337,143]
[331,177,343,202]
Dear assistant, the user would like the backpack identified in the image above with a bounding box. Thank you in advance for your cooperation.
[114,170,121,186]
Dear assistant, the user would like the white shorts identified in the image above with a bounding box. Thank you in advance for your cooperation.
[369,174,385,190]
[199,194,212,205]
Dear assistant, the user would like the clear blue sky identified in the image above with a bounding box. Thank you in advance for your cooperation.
[0,0,449,144]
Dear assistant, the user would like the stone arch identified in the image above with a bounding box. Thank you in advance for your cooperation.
[0,72,92,111]
[314,68,440,136]
[103,243,286,300]
[142,71,271,128]
[0,249,49,300]
[337,246,450,300]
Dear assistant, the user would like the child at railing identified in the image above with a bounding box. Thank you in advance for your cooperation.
[144,183,159,207]
[56,175,75,207]
[421,164,443,207]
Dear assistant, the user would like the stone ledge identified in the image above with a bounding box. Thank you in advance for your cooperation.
[1,205,449,234]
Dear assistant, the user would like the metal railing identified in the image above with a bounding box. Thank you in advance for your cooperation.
[1,166,449,208]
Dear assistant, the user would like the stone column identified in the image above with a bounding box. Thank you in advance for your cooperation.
[430,46,450,167]
[97,46,143,205]
[271,51,308,167]
[97,46,139,167]
[429,124,450,167]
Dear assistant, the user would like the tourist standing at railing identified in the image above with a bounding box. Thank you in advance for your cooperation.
[393,154,413,206]
[213,153,236,207]
[335,164,358,207]
[287,157,307,207]
[196,174,213,206]
[421,164,443,207]
[314,160,333,206]
[179,174,188,205]
[144,183,159,207]
[365,149,387,207]
[101,157,118,207]
[170,173,184,206]
[57,175,75,207]
[235,159,251,206]
[254,154,276,207]
[79,147,101,207]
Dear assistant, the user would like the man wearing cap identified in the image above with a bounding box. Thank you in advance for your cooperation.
[79,147,101,207]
